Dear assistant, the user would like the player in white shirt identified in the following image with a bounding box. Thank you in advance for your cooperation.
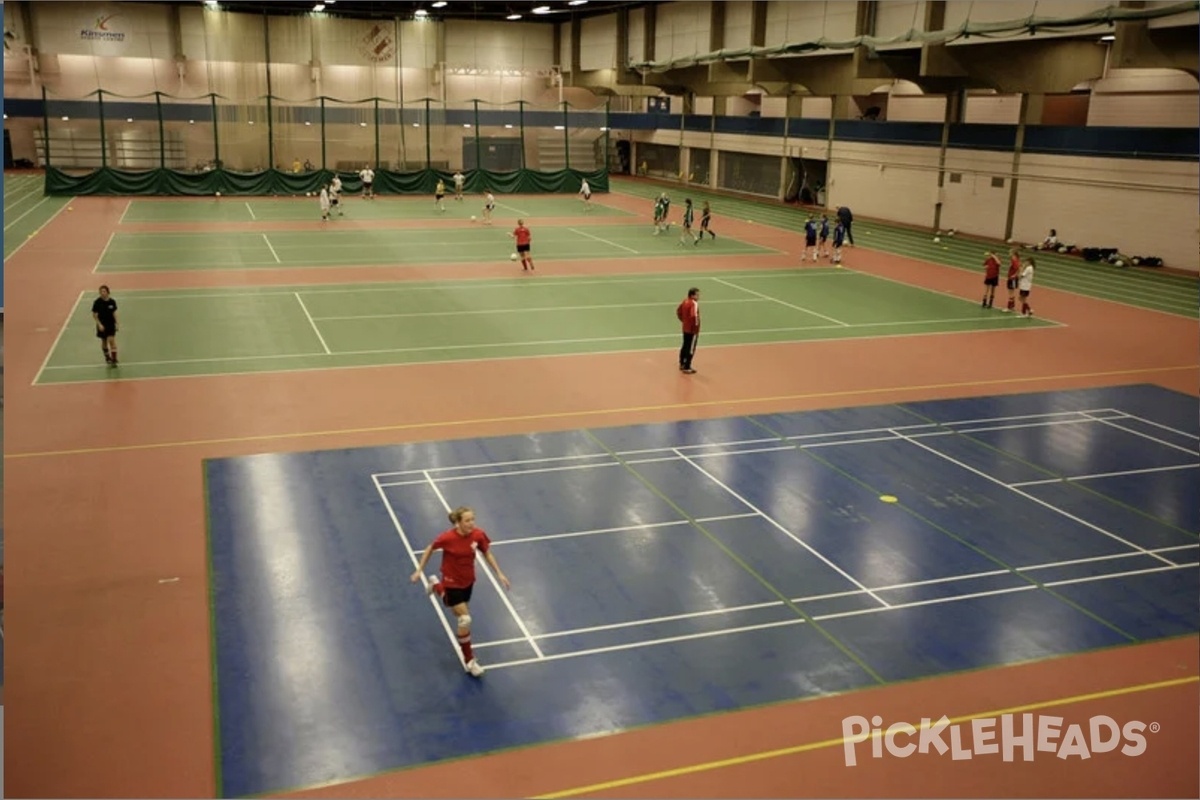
[330,175,344,216]
[482,190,495,225]
[579,178,592,210]
[453,171,465,201]
[1018,257,1036,317]
[319,185,332,221]
[359,165,375,199]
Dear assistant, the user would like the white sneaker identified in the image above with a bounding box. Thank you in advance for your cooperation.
[422,574,438,596]
[465,659,485,677]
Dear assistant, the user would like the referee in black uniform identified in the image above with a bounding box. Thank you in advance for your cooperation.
[93,284,120,366]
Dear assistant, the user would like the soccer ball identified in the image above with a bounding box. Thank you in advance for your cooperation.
[510,253,518,261]
[933,236,941,243]
[215,191,221,197]
[471,215,477,221]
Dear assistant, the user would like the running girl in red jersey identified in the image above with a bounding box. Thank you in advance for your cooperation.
[510,218,534,271]
[981,250,1001,308]
[1003,248,1021,312]
[411,506,511,677]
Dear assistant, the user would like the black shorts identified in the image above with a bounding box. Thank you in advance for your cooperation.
[1019,289,1030,298]
[1006,278,1018,290]
[436,193,444,200]
[806,236,817,246]
[443,583,474,607]
[516,243,530,253]
[96,326,115,339]
[985,276,999,286]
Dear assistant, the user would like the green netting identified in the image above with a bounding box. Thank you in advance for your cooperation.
[38,89,611,197]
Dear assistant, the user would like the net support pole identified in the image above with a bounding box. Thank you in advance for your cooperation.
[562,100,570,172]
[604,98,611,176]
[473,99,481,172]
[211,93,220,167]
[424,98,431,170]
[41,85,51,168]
[373,97,381,168]
[156,91,166,169]
[519,100,526,170]
[320,96,327,171]
[97,90,108,169]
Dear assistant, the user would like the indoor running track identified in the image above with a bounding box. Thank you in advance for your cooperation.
[205,384,1200,797]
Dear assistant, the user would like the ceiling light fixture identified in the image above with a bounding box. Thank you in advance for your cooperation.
[507,13,522,19]
[312,3,325,11]
[568,0,588,5]
[532,6,551,14]
[415,8,428,16]
[1100,34,1115,41]
[432,1,447,6]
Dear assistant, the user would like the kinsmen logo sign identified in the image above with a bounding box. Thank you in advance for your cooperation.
[81,13,126,42]
[358,23,396,62]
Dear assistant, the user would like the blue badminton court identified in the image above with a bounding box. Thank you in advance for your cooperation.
[204,383,1199,797]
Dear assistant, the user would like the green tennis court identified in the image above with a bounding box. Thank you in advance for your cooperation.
[119,195,634,223]
[37,268,1059,384]
[95,225,779,271]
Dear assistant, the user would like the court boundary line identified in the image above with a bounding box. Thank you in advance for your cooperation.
[463,543,1198,651]
[417,470,546,660]
[368,407,1198,480]
[294,293,331,354]
[38,315,1061,372]
[370,475,466,668]
[713,276,850,326]
[4,195,74,262]
[569,226,639,254]
[1081,411,1197,455]
[530,675,1200,799]
[31,289,88,387]
[91,232,116,273]
[10,366,1196,458]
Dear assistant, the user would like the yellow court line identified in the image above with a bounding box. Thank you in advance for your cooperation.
[533,675,1200,798]
[6,364,1197,460]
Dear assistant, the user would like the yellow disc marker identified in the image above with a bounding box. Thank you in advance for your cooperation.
[880,495,898,503]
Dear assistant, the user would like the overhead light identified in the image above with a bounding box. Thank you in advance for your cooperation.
[568,0,588,5]
[432,1,447,6]
[312,3,325,11]
[1100,34,1115,41]
[532,6,551,14]
[415,8,427,16]
[204,0,218,7]
[506,13,522,19]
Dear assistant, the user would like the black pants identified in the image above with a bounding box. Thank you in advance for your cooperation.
[842,220,854,245]
[680,332,697,369]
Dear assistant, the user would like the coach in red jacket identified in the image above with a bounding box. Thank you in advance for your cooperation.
[677,287,700,374]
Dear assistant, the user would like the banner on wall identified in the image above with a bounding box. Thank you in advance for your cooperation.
[79,10,127,44]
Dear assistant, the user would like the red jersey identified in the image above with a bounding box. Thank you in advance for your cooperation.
[513,226,531,246]
[1007,254,1021,280]
[430,527,491,588]
[677,297,700,334]
[983,254,1001,280]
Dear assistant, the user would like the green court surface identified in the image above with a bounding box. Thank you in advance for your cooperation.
[119,195,633,223]
[95,226,778,271]
[613,177,1199,318]
[4,173,72,259]
[37,268,1058,384]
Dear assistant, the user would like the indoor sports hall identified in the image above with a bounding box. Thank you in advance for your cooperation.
[3,1,1198,797]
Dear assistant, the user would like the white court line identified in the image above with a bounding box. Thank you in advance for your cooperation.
[32,290,88,386]
[1099,409,1200,441]
[263,233,281,263]
[420,470,545,659]
[118,198,132,225]
[5,197,74,262]
[3,178,43,211]
[3,195,50,231]
[405,513,761,551]
[294,293,332,354]
[1080,411,1199,456]
[1010,462,1200,488]
[1043,563,1196,588]
[371,476,466,668]
[472,544,1197,652]
[713,277,850,326]
[479,560,1199,670]
[569,227,640,254]
[669,447,892,608]
[495,201,532,215]
[245,202,257,221]
[369,409,1119,479]
[92,232,115,273]
[889,428,1177,567]
[312,298,767,321]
